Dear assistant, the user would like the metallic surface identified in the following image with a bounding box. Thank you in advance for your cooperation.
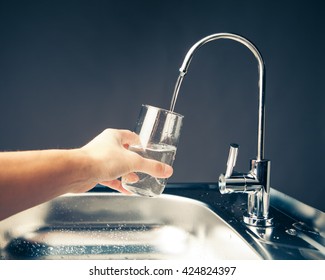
[0,189,260,260]
[172,33,272,226]
[0,184,324,260]
[177,33,266,162]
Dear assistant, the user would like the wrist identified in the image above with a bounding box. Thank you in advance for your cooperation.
[74,147,102,185]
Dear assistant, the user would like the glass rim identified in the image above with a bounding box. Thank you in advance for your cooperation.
[142,104,184,118]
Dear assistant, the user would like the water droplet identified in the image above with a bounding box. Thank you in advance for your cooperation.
[286,228,297,236]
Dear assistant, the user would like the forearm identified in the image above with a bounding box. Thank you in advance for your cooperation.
[0,149,94,220]
[0,129,173,221]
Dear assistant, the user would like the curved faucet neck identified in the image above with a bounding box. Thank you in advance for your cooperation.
[178,33,266,161]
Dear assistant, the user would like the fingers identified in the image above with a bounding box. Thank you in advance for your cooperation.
[116,130,141,147]
[85,129,173,190]
[118,130,174,178]
[100,180,132,195]
[133,156,173,178]
[123,172,139,183]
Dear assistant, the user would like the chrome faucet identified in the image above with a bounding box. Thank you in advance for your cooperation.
[174,33,273,227]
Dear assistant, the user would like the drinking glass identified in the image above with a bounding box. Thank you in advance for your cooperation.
[122,104,183,197]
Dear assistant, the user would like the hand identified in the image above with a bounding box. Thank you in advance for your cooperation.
[80,129,173,193]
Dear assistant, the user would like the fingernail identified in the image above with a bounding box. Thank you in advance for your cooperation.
[164,165,173,177]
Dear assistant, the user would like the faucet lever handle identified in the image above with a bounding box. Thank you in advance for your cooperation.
[225,143,239,178]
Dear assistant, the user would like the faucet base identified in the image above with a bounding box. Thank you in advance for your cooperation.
[243,212,273,227]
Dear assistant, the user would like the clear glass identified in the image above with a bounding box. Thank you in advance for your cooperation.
[122,104,184,197]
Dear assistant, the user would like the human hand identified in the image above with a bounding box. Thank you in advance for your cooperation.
[80,129,173,194]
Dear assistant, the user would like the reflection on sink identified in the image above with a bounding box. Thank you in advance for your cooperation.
[0,193,260,260]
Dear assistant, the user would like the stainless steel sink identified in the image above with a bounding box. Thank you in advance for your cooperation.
[1,184,324,260]
[0,192,260,260]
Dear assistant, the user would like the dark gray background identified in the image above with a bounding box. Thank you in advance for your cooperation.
[0,0,324,211]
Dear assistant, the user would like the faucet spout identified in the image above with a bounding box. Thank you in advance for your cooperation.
[175,33,272,227]
[178,33,266,161]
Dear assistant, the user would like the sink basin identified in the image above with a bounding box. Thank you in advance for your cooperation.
[0,193,260,260]
[2,183,324,260]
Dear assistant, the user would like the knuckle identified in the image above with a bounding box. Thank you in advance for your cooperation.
[155,162,164,174]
